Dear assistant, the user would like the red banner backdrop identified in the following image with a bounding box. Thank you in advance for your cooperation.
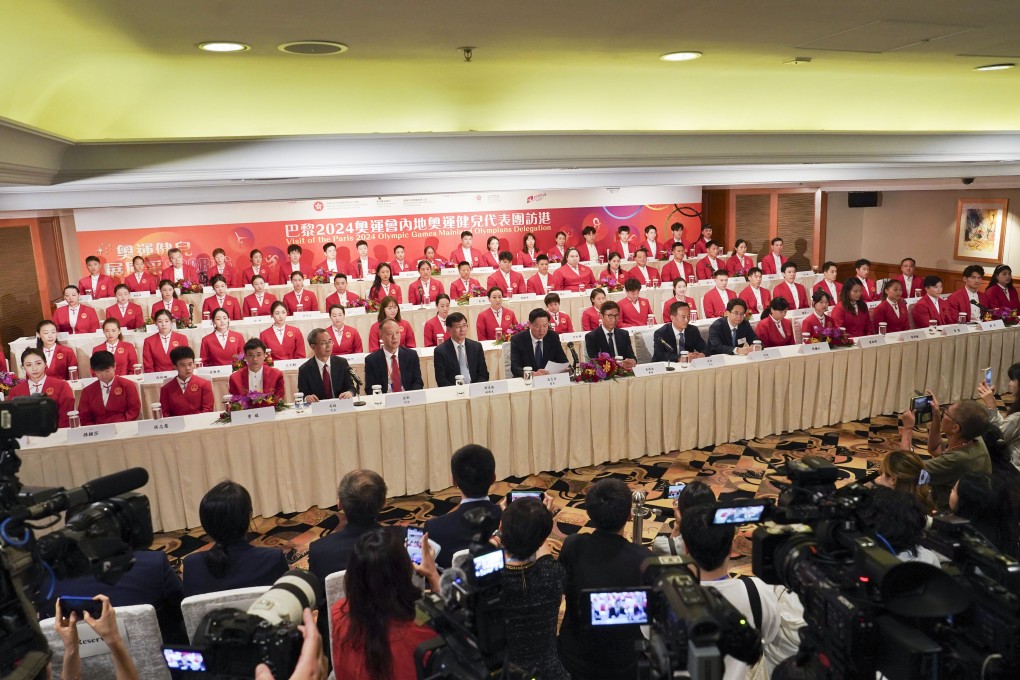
[76,203,702,279]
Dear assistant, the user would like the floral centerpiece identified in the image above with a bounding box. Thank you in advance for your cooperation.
[982,307,1019,326]
[230,352,275,372]
[548,255,562,264]
[494,322,529,345]
[598,273,624,293]
[573,353,635,383]
[808,327,854,348]
[214,391,289,424]
[365,299,381,313]
[429,257,446,275]
[657,251,671,261]
[455,286,487,306]
[309,267,331,285]
[175,279,203,294]
[0,372,24,398]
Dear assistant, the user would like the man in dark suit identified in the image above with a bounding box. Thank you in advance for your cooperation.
[558,479,652,680]
[509,308,569,378]
[434,311,489,386]
[364,318,424,392]
[297,328,355,401]
[583,300,637,369]
[424,444,502,569]
[707,298,758,356]
[652,300,707,362]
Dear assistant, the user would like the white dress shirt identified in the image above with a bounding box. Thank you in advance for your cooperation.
[248,368,263,392]
[100,380,114,407]
[68,304,80,328]
[216,332,229,348]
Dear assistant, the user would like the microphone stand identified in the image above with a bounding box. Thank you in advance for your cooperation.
[567,342,580,377]
[349,367,366,407]
[658,337,677,371]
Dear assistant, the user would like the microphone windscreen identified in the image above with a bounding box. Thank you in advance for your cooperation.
[439,567,467,603]
[83,467,150,502]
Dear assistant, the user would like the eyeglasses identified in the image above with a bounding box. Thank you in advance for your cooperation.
[317,339,334,346]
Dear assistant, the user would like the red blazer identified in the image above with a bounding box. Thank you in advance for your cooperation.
[368,319,416,351]
[702,288,737,319]
[911,295,953,329]
[812,280,843,302]
[228,365,286,400]
[242,292,277,317]
[423,316,449,348]
[618,297,653,328]
[755,316,794,347]
[77,275,116,299]
[759,254,786,276]
[475,307,518,341]
[610,239,636,261]
[946,288,988,323]
[199,330,245,367]
[283,290,320,315]
[346,258,380,279]
[801,313,836,338]
[161,264,200,284]
[551,264,596,292]
[479,251,502,269]
[202,295,243,321]
[10,377,74,428]
[159,375,214,417]
[389,259,416,275]
[52,305,99,334]
[547,245,567,263]
[626,265,661,286]
[104,302,145,330]
[985,283,1020,312]
[695,257,725,282]
[259,325,306,361]
[241,265,281,286]
[0,353,7,373]
[548,311,573,334]
[771,282,809,310]
[449,247,483,267]
[526,273,553,296]
[581,307,601,331]
[891,275,924,299]
[91,341,139,376]
[831,304,873,338]
[78,377,141,425]
[368,283,402,305]
[327,325,364,355]
[738,286,771,316]
[314,260,347,277]
[408,279,446,305]
[123,272,158,294]
[661,295,697,322]
[691,238,709,256]
[206,264,241,288]
[485,270,526,296]
[725,255,755,277]
[515,251,541,268]
[142,332,189,373]
[642,239,668,261]
[44,346,78,380]
[279,261,307,280]
[854,277,878,303]
[449,278,483,299]
[660,259,696,284]
[872,299,911,333]
[151,298,191,323]
[325,291,361,308]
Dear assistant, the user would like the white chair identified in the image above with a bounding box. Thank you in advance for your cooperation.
[324,569,347,632]
[632,328,655,364]
[181,586,270,643]
[42,604,170,680]
[450,548,471,570]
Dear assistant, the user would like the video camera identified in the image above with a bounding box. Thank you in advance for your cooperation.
[0,396,154,680]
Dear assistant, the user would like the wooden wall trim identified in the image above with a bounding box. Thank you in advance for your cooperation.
[834,261,995,294]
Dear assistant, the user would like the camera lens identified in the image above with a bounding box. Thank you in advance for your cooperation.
[247,569,323,625]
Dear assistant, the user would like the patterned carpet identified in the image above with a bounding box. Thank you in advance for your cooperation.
[152,411,920,577]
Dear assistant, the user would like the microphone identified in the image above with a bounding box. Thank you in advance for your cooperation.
[657,337,677,370]
[348,367,366,407]
[567,342,580,373]
[15,467,149,522]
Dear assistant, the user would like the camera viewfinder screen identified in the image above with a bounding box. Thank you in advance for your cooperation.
[911,396,930,411]
[163,648,207,671]
[668,483,686,499]
[712,505,766,525]
[473,549,505,579]
[589,590,649,626]
[509,490,543,503]
[406,527,424,566]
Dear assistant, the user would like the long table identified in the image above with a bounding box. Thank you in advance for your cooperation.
[16,325,1019,532]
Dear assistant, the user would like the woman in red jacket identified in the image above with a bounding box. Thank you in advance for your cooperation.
[754,297,794,347]
[801,290,836,339]
[36,320,78,380]
[661,278,698,323]
[985,264,1020,312]
[11,348,74,428]
[368,296,416,351]
[368,263,402,304]
[552,248,596,292]
[142,309,189,373]
[515,232,541,267]
[480,236,502,269]
[199,308,245,366]
[259,301,306,361]
[151,279,191,325]
[871,279,910,333]
[93,318,139,376]
[475,287,518,341]
[582,288,606,332]
[831,280,873,338]
[724,239,755,277]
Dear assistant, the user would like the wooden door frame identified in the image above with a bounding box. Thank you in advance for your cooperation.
[724,188,826,265]
[0,217,66,318]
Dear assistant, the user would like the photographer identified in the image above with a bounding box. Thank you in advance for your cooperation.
[253,608,328,680]
[899,396,992,510]
[976,362,1020,469]
[652,481,715,557]
[53,594,140,680]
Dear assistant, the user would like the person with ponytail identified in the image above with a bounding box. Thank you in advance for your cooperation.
[876,449,935,514]
[830,279,873,338]
[182,481,288,597]
[754,296,794,347]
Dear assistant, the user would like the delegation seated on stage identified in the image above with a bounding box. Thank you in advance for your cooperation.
[94,318,138,376]
[202,275,243,321]
[812,261,843,303]
[316,242,346,277]
[151,279,191,324]
[449,231,483,269]
[871,279,911,334]
[912,275,955,328]
[754,297,794,348]
[324,272,361,309]
[199,308,246,367]
[124,255,158,294]
[515,232,542,268]
[550,248,596,292]
[349,240,380,280]
[480,236,502,269]
[389,244,415,275]
[77,350,141,425]
[485,251,527,296]
[162,247,200,284]
[830,279,873,338]
[771,262,809,310]
[228,337,286,400]
[367,263,401,304]
[801,290,836,338]
[283,271,320,315]
[13,348,74,428]
[616,278,653,328]
[206,247,241,288]
[450,261,484,300]
[582,288,607,332]
[158,346,215,417]
[738,267,771,317]
[661,278,698,323]
[53,285,100,334]
[242,275,277,317]
[527,255,554,296]
[143,309,190,373]
[601,251,627,288]
[259,301,306,360]
[423,295,453,347]
[325,304,365,356]
[36,319,77,380]
[408,260,446,305]
[701,269,737,319]
[367,297,416,352]
[694,240,725,282]
[725,239,755,277]
[241,248,280,286]
[545,293,573,334]
[893,257,925,299]
[659,241,696,284]
[280,244,306,280]
[946,265,989,324]
[625,248,660,287]
[105,284,145,330]
[475,287,519,341]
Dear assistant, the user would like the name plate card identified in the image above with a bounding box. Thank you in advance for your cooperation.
[729,276,746,284]
[690,356,725,369]
[247,315,272,324]
[469,296,489,306]
[57,332,71,341]
[230,407,276,424]
[633,362,667,376]
[866,301,881,310]
[511,264,525,271]
[385,391,428,408]
[747,348,784,361]
[856,335,887,348]
[344,307,367,317]
[196,366,231,378]
[67,424,118,444]
[900,330,930,342]
[399,304,417,312]
[311,398,355,415]
[79,295,93,302]
[272,359,305,371]
[129,291,149,299]
[942,324,968,336]
[150,371,177,382]
[979,319,1006,330]
[762,274,783,282]
[293,311,320,319]
[533,373,571,388]
[199,320,213,329]
[396,271,419,278]
[474,267,495,274]
[469,381,509,397]
[799,342,831,354]
[440,268,459,276]
[202,286,214,294]
[137,417,186,436]
[145,325,157,333]
[513,293,539,301]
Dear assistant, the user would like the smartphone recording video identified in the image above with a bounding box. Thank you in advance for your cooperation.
[508,490,543,504]
[667,483,686,500]
[406,527,424,566]
[911,395,933,424]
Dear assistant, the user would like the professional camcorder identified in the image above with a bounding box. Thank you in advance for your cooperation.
[0,396,154,680]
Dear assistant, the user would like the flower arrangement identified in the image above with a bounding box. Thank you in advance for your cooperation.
[598,273,625,293]
[175,279,203,294]
[366,299,381,313]
[230,352,275,372]
[494,322,529,345]
[573,352,634,383]
[657,252,671,261]
[808,327,854,348]
[982,307,1019,326]
[0,372,24,398]
[309,267,330,285]
[214,391,289,424]
[456,286,487,305]
[548,255,562,264]
[429,257,446,275]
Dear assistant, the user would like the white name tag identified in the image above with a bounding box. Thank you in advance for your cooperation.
[137,417,186,435]
[942,324,968,336]
[345,307,367,317]
[150,370,177,382]
[469,381,509,397]
[196,366,230,378]
[79,295,94,302]
[787,308,811,319]
[248,315,272,324]
[799,342,831,354]
[67,424,118,444]
[57,332,71,341]
[129,291,149,299]
[293,311,320,319]
[533,373,571,388]
[311,398,355,415]
[385,391,427,407]
[633,362,666,376]
[199,320,213,329]
[511,264,525,271]
[762,274,783,281]
[690,356,724,369]
[979,319,1006,330]
[440,268,459,276]
[900,330,929,341]
[202,286,214,294]
[272,359,304,371]
[729,276,746,284]
[244,284,254,291]
[230,406,276,423]
[475,267,495,274]
[866,301,881,310]
[513,293,539,301]
[145,324,157,333]
[747,348,783,361]
[469,296,489,306]
[857,335,887,348]
[396,271,418,279]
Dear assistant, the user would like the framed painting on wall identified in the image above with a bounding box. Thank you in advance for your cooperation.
[954,198,1008,263]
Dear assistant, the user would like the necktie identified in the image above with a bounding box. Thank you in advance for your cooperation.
[322,364,332,398]
[457,344,471,384]
[677,332,685,352]
[607,330,617,356]
[31,382,42,395]
[731,328,737,346]
[390,354,402,392]
[102,383,111,406]
[535,340,544,369]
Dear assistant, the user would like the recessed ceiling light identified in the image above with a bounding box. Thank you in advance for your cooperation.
[278,41,349,56]
[660,51,703,62]
[974,63,1014,71]
[197,41,249,53]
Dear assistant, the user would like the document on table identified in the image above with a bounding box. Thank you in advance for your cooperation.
[545,361,571,374]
